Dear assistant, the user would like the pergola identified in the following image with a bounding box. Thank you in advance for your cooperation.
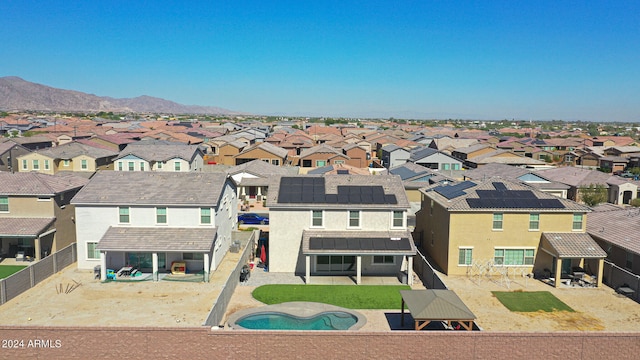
[400,290,476,331]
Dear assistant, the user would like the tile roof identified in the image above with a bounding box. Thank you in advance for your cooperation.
[226,159,291,177]
[421,178,590,212]
[71,171,229,206]
[237,142,289,158]
[0,172,89,195]
[96,226,216,252]
[587,208,640,255]
[0,217,56,237]
[299,144,342,158]
[34,141,118,159]
[115,143,202,162]
[536,167,615,187]
[542,232,607,258]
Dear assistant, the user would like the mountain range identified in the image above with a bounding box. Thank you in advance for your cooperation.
[0,76,241,115]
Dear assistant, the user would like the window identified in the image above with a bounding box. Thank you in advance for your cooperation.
[0,196,8,212]
[372,255,395,265]
[81,159,88,170]
[128,161,134,171]
[311,210,323,227]
[200,208,211,224]
[183,253,204,261]
[118,162,123,171]
[63,159,70,167]
[87,242,100,259]
[572,213,583,230]
[315,160,326,167]
[140,162,144,171]
[157,161,163,169]
[492,213,503,230]
[334,160,344,165]
[22,159,27,170]
[33,159,39,170]
[458,248,473,266]
[626,252,633,269]
[442,163,450,170]
[174,161,181,171]
[348,210,360,228]
[271,159,280,166]
[452,163,461,170]
[529,213,540,230]
[44,159,50,170]
[392,211,404,227]
[156,207,167,224]
[494,249,535,266]
[119,207,130,223]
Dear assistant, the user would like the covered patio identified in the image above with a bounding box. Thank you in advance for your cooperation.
[95,227,217,282]
[399,289,476,331]
[301,230,417,285]
[539,232,607,288]
[0,217,56,261]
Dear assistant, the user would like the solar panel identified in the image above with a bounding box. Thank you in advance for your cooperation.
[493,182,507,191]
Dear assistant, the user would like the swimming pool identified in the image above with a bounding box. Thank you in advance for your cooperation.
[226,302,366,331]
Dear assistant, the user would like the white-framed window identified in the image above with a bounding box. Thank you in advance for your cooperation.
[529,213,540,231]
[334,160,345,165]
[157,161,163,169]
[37,197,51,202]
[87,242,100,259]
[453,163,461,170]
[392,210,404,227]
[316,160,326,167]
[174,161,181,171]
[183,253,204,261]
[0,196,8,212]
[458,247,473,266]
[22,159,27,170]
[494,248,535,266]
[118,162,123,171]
[492,213,503,230]
[572,213,583,230]
[261,158,269,163]
[200,207,211,224]
[32,159,39,170]
[119,207,130,223]
[442,163,450,170]
[63,159,70,167]
[140,162,145,171]
[128,161,134,171]
[81,159,88,170]
[44,159,50,170]
[348,210,360,228]
[311,210,323,227]
[271,159,280,165]
[156,207,167,224]
[372,255,395,265]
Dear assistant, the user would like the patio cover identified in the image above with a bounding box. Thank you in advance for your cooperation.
[96,227,217,253]
[302,230,416,255]
[400,289,476,331]
[541,232,607,258]
[0,218,55,238]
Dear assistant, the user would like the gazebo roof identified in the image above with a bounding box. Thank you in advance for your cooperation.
[400,289,475,320]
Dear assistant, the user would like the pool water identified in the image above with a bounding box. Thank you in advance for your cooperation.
[236,311,358,330]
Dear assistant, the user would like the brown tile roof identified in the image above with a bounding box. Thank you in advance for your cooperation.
[0,172,89,195]
[0,218,55,237]
[542,232,606,258]
[587,208,640,254]
[96,227,216,252]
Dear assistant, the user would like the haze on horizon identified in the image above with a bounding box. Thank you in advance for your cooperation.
[1,1,638,122]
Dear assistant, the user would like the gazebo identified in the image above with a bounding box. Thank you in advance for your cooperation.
[400,289,476,331]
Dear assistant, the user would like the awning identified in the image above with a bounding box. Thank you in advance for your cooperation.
[541,232,607,258]
[96,227,217,252]
[0,218,55,238]
[302,230,416,255]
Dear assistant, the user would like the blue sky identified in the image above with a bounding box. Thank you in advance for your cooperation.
[1,1,639,121]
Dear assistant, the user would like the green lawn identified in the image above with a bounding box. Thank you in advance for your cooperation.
[492,291,574,312]
[252,284,410,309]
[0,265,28,279]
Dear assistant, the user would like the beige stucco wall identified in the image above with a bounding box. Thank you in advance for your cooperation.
[235,149,284,165]
[17,153,55,174]
[0,196,55,217]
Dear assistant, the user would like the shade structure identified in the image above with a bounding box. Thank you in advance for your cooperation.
[400,289,476,331]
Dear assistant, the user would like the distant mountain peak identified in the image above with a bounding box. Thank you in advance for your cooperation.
[0,76,242,115]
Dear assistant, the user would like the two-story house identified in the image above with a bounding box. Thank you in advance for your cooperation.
[113,142,204,172]
[0,172,89,261]
[266,175,416,285]
[17,141,118,175]
[414,178,606,288]
[71,171,237,281]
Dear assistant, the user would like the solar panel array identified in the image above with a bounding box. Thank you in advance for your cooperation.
[466,182,565,209]
[432,181,476,200]
[277,177,398,204]
[309,237,412,251]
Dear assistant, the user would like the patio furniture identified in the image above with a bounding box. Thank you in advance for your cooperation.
[617,286,635,298]
[106,269,116,280]
[117,266,133,277]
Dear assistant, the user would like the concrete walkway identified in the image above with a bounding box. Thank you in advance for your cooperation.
[242,267,409,287]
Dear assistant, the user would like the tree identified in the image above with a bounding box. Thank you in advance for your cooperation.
[579,184,608,207]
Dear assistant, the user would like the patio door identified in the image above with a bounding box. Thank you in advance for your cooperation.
[126,252,166,271]
[315,255,356,274]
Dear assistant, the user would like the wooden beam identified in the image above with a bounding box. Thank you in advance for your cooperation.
[416,320,431,331]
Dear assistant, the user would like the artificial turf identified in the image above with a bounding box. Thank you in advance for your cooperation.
[0,265,28,279]
[492,291,574,312]
[252,284,410,309]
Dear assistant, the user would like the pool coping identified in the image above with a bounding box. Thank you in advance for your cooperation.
[226,301,367,331]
